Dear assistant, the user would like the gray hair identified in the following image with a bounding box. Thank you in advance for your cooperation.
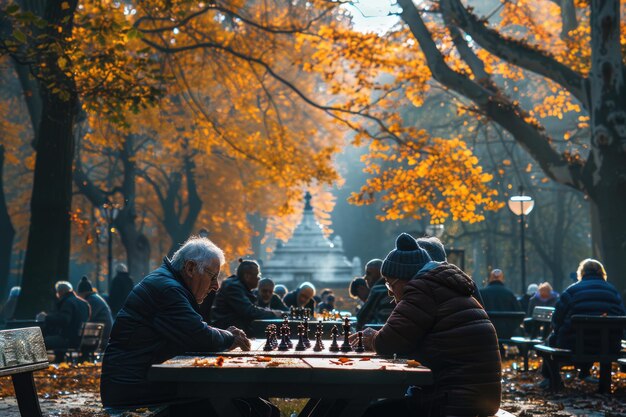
[299,281,316,295]
[9,286,20,297]
[170,236,225,273]
[116,263,128,273]
[55,281,73,293]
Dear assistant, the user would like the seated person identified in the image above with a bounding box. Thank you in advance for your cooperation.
[254,278,288,311]
[353,233,501,417]
[519,283,539,315]
[274,284,288,300]
[0,286,20,323]
[283,282,316,311]
[317,288,335,312]
[479,269,521,311]
[100,237,252,411]
[38,281,91,363]
[527,282,558,315]
[212,259,284,333]
[349,277,370,303]
[77,276,114,349]
[356,259,393,330]
[540,259,626,387]
[317,295,336,313]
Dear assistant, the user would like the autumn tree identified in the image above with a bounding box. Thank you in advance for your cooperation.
[373,0,626,288]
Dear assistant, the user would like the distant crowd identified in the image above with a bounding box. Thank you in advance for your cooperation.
[0,233,624,417]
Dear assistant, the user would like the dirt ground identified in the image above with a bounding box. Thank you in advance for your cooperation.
[1,356,626,417]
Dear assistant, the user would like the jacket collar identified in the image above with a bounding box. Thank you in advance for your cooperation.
[488,280,505,287]
[163,257,195,297]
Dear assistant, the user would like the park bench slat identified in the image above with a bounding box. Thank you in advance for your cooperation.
[0,327,49,417]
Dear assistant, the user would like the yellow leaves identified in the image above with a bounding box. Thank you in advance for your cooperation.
[502,159,511,166]
[61,1,70,10]
[57,56,67,69]
[350,136,503,224]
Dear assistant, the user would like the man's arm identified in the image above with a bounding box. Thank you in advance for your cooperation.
[153,287,235,352]
[373,283,436,355]
[270,294,289,311]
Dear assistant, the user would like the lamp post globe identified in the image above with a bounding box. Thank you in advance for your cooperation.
[507,188,534,294]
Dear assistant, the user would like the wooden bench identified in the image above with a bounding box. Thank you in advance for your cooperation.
[511,307,555,371]
[65,322,105,362]
[0,327,48,417]
[535,315,626,393]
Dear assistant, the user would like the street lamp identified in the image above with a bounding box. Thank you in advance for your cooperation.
[425,223,445,238]
[507,187,534,294]
[100,203,120,291]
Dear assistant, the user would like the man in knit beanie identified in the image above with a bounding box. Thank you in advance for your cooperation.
[353,233,501,417]
[77,276,113,349]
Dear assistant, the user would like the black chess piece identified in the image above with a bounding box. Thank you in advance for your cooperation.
[355,331,365,353]
[313,330,324,352]
[263,326,274,351]
[329,325,339,352]
[295,324,307,351]
[303,318,311,348]
[270,324,278,348]
[290,307,295,320]
[340,316,352,352]
[278,326,289,351]
[283,323,293,349]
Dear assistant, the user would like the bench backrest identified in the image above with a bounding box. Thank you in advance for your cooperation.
[571,315,626,362]
[486,311,525,340]
[78,322,105,352]
[531,306,554,322]
[0,327,48,377]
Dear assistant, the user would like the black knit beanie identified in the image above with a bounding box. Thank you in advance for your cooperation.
[77,276,93,293]
[382,233,432,280]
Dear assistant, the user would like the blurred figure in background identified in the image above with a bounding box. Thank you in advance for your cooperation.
[519,283,539,315]
[77,276,113,348]
[109,263,134,317]
[255,277,288,311]
[349,277,370,303]
[274,284,288,300]
[284,282,317,311]
[356,259,393,330]
[479,269,521,311]
[527,282,558,316]
[0,286,20,323]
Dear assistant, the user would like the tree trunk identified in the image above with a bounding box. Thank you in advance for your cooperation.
[0,145,16,303]
[15,86,77,317]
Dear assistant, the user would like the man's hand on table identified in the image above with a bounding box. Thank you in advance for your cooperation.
[349,327,378,351]
[227,326,251,351]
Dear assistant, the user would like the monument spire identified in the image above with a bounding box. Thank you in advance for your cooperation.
[304,191,313,211]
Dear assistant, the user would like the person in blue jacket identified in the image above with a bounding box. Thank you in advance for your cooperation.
[101,237,269,416]
[540,258,626,388]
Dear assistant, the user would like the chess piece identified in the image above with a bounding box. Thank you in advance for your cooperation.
[295,324,307,351]
[340,316,352,352]
[283,323,293,348]
[290,307,295,320]
[278,325,289,351]
[263,326,274,351]
[313,330,324,352]
[355,331,365,353]
[329,325,339,352]
[270,324,278,348]
[303,317,311,348]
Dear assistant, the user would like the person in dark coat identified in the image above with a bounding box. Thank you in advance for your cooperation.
[527,282,558,316]
[254,277,289,311]
[108,263,134,317]
[39,281,91,363]
[479,269,522,311]
[274,284,288,300]
[77,276,114,348]
[211,259,284,334]
[519,283,539,315]
[354,234,501,417]
[100,238,252,412]
[540,259,626,387]
[356,259,393,330]
[0,286,20,323]
[283,282,316,311]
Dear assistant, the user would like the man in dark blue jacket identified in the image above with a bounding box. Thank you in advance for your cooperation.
[212,259,283,334]
[540,259,625,387]
[39,281,90,362]
[101,237,250,410]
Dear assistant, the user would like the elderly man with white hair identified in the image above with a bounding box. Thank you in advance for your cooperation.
[38,281,91,363]
[101,237,256,415]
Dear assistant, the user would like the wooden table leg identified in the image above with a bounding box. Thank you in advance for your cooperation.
[11,372,43,417]
[298,398,321,417]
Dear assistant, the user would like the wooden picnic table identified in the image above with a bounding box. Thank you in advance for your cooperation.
[149,345,432,417]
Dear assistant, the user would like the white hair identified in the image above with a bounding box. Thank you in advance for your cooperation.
[170,236,225,273]
[299,281,316,295]
[116,263,128,273]
[9,286,20,297]
[55,281,73,293]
